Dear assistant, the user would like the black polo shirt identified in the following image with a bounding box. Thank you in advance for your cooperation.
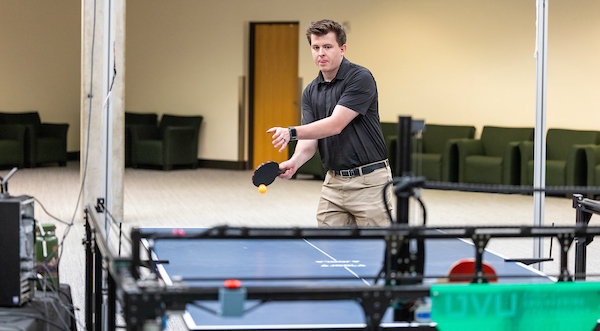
[301,57,388,171]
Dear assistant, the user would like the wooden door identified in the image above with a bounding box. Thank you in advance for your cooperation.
[250,22,299,169]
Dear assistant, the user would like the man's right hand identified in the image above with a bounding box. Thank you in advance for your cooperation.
[278,159,298,179]
[279,139,319,180]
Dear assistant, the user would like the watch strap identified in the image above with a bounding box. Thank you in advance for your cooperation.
[288,127,297,141]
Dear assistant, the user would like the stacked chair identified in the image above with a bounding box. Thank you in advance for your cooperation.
[129,114,203,170]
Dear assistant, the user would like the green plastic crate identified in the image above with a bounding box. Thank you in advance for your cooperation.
[431,282,600,331]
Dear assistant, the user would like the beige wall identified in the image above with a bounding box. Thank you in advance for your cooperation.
[0,1,81,152]
[2,1,599,160]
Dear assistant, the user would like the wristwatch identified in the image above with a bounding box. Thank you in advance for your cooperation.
[288,127,297,141]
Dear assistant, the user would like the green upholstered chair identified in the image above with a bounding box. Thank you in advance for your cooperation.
[584,145,600,187]
[456,126,534,185]
[381,122,476,181]
[0,125,27,169]
[0,112,69,167]
[130,114,203,170]
[521,129,600,186]
[412,124,476,182]
[125,112,158,167]
[288,140,326,179]
[380,122,398,175]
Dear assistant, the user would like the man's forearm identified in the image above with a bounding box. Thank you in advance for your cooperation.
[290,139,318,166]
[294,105,358,140]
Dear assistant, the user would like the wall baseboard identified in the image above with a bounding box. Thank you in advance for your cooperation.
[198,159,248,171]
[68,152,80,161]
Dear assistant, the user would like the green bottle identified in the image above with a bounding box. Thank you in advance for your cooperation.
[35,223,59,290]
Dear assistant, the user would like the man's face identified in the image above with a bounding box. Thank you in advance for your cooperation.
[310,32,346,80]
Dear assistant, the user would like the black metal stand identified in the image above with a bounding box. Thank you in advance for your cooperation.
[85,208,122,331]
[395,116,412,223]
[573,194,600,280]
[390,117,426,285]
[82,192,600,330]
[84,213,93,330]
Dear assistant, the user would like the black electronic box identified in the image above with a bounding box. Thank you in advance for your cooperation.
[0,195,36,306]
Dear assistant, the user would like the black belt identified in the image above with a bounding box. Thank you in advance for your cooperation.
[332,161,387,178]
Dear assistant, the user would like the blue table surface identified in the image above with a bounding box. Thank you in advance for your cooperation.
[144,229,550,330]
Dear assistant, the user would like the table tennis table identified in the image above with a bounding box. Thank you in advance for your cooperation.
[144,228,551,331]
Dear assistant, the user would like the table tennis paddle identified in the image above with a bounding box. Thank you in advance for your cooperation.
[447,258,498,283]
[252,161,284,187]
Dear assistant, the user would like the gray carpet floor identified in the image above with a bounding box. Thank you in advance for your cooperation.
[5,161,599,330]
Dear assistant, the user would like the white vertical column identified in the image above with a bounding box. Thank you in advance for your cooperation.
[112,1,126,229]
[102,0,114,239]
[81,1,125,330]
[81,0,125,242]
[533,0,549,270]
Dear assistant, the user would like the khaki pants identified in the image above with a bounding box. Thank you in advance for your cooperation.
[317,163,393,227]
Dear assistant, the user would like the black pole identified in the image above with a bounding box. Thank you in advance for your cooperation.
[391,116,425,298]
[84,210,93,330]
[396,116,412,224]
[131,228,141,279]
[94,240,103,331]
[574,194,592,280]
[107,273,116,331]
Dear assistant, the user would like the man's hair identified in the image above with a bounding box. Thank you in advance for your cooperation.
[305,19,346,46]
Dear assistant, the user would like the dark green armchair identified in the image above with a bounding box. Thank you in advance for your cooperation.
[0,125,27,168]
[456,126,534,185]
[381,122,476,181]
[287,140,325,179]
[412,124,476,182]
[380,122,398,175]
[521,129,600,186]
[130,114,203,170]
[584,145,600,187]
[0,112,69,167]
[125,112,158,167]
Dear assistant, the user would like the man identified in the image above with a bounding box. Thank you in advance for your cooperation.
[267,19,392,227]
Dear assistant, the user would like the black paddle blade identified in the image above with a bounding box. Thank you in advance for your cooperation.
[252,161,283,187]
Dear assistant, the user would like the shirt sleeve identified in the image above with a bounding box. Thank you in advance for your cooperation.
[301,86,315,125]
[337,69,377,116]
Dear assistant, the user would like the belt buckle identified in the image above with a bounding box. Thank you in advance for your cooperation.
[339,169,355,178]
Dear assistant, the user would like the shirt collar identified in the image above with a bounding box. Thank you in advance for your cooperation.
[317,57,349,84]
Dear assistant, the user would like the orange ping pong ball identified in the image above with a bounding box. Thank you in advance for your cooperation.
[258,184,267,194]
